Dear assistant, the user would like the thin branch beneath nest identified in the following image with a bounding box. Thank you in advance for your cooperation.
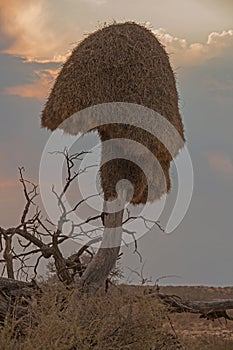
[123,228,142,262]
[123,208,164,232]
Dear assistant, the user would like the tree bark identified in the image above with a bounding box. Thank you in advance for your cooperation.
[3,235,14,279]
[78,194,125,295]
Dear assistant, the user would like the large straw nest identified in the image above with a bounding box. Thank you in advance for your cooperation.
[41,22,185,204]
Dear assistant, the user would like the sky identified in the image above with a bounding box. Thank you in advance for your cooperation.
[0,0,233,285]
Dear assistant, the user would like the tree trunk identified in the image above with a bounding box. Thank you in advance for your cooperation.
[78,194,125,295]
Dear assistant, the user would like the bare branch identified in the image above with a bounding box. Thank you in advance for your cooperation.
[66,193,99,215]
[123,228,142,262]
[123,208,164,232]
[18,167,38,224]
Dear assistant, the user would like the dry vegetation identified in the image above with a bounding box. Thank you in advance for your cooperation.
[1,282,233,349]
[0,280,179,350]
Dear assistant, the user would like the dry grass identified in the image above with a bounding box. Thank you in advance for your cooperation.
[0,281,180,350]
[184,336,233,349]
[1,283,233,349]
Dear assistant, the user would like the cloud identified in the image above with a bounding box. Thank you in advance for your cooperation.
[1,0,232,67]
[207,152,233,178]
[4,68,59,100]
[154,28,233,66]
[4,26,233,100]
[1,1,232,100]
[0,0,72,62]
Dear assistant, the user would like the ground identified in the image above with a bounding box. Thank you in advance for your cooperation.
[150,285,233,348]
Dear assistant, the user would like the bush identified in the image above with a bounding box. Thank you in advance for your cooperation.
[0,281,181,350]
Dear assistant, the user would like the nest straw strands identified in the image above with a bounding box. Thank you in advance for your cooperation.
[42,22,185,204]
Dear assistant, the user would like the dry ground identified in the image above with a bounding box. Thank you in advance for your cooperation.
[145,285,233,348]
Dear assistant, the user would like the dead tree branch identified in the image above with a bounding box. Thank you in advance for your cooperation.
[149,288,233,322]
[0,149,162,292]
[0,152,104,284]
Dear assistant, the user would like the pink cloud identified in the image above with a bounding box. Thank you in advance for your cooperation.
[1,1,232,67]
[0,0,71,63]
[208,152,233,178]
[4,68,60,100]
